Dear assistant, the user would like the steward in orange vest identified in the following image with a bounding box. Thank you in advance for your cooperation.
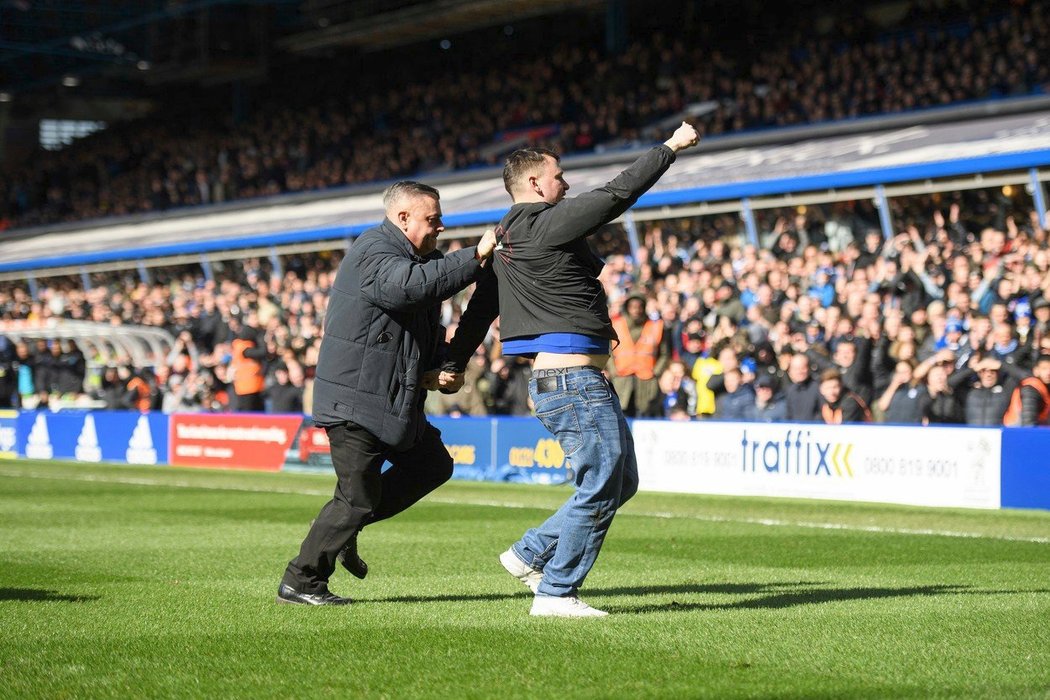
[230,324,269,412]
[609,294,668,417]
[124,369,155,413]
[1003,356,1050,426]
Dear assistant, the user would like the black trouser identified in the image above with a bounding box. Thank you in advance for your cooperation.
[233,391,265,412]
[281,420,453,592]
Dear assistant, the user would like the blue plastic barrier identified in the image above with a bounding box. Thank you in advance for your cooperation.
[1000,428,1050,511]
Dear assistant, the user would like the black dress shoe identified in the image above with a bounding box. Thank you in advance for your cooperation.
[337,532,368,579]
[275,583,351,606]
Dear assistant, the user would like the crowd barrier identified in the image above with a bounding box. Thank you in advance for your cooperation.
[0,409,1045,511]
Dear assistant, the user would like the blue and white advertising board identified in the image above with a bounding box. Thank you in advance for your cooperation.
[631,420,1002,510]
[16,411,169,465]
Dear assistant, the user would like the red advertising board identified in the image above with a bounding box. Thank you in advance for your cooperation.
[169,413,304,471]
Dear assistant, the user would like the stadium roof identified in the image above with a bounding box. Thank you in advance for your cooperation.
[2,104,1049,278]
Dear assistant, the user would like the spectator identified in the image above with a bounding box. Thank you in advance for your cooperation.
[1003,355,1050,426]
[818,369,871,424]
[876,360,926,424]
[230,320,268,412]
[487,357,532,416]
[0,339,15,407]
[12,341,36,407]
[807,335,874,405]
[714,367,755,421]
[162,373,205,413]
[965,358,1013,426]
[265,363,304,414]
[123,367,156,413]
[610,293,670,417]
[95,366,127,409]
[657,360,696,420]
[750,374,786,422]
[55,340,86,397]
[784,353,820,422]
[690,342,729,419]
[916,351,968,425]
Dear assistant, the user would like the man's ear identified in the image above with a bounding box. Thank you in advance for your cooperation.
[397,210,409,228]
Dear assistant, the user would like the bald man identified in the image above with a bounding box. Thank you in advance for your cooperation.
[278,181,497,605]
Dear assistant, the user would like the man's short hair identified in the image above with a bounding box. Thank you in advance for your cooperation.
[503,147,560,196]
[1036,355,1050,366]
[383,181,440,211]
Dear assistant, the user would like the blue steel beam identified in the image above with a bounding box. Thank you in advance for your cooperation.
[3,149,1050,275]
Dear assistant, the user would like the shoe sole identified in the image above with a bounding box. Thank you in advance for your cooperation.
[529,610,609,618]
[499,551,541,593]
[337,553,368,580]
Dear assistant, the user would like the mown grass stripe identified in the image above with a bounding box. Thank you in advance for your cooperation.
[3,465,1047,545]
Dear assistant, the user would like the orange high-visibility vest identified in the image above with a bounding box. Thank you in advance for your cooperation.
[126,376,151,412]
[231,338,265,396]
[1003,377,1050,426]
[821,393,872,424]
[612,316,664,380]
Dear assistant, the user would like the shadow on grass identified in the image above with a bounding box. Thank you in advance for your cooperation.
[604,583,1050,615]
[0,588,99,603]
[365,582,825,605]
[366,581,1050,613]
[368,591,521,604]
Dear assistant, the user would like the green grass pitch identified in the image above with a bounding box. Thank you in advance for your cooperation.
[1,459,1049,698]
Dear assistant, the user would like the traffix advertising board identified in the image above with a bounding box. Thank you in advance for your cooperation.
[168,413,304,471]
[630,421,1002,510]
[15,411,168,465]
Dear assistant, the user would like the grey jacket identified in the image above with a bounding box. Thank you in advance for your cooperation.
[312,219,483,450]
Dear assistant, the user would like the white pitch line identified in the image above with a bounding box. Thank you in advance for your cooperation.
[2,467,1049,545]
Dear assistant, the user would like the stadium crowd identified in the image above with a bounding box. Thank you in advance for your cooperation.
[0,0,1046,231]
[2,188,1050,426]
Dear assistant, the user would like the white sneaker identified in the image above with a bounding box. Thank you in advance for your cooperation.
[499,549,542,594]
[529,595,608,618]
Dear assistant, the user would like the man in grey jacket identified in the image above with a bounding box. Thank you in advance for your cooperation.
[278,181,497,605]
[445,123,700,617]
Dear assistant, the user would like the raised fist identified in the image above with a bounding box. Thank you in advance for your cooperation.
[664,122,700,153]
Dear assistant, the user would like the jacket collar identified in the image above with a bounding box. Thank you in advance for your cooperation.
[380,217,417,257]
[379,217,439,261]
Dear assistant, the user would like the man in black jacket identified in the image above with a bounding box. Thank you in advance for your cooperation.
[278,181,497,606]
[964,358,1013,426]
[784,353,820,421]
[444,122,700,617]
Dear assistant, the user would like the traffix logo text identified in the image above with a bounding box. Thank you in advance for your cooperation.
[741,429,854,477]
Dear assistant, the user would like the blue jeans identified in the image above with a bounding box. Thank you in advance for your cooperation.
[510,366,639,597]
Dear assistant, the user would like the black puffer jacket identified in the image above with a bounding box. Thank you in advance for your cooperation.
[965,385,1011,426]
[312,219,483,450]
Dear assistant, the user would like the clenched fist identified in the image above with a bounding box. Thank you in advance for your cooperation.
[476,228,499,260]
[664,121,700,153]
[438,370,465,394]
